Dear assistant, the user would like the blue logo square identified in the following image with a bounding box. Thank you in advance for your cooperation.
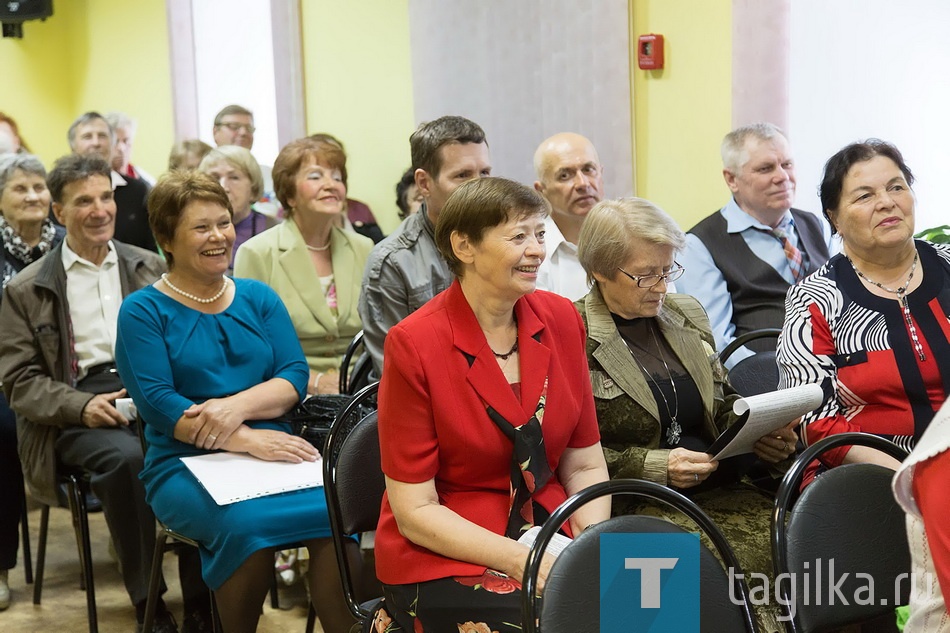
[600,532,700,633]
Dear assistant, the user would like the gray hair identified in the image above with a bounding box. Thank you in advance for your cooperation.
[198,145,264,200]
[105,111,136,135]
[577,197,685,285]
[720,122,785,174]
[0,153,47,198]
[67,111,114,150]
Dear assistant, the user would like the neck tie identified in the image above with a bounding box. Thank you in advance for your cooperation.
[770,226,806,283]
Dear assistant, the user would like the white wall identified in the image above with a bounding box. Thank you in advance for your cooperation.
[789,0,947,231]
[191,0,280,166]
[407,0,634,196]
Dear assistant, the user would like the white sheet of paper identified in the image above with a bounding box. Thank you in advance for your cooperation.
[180,452,323,506]
[518,525,573,558]
[711,383,824,460]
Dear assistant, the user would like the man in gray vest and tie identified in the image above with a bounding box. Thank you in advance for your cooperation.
[677,123,834,367]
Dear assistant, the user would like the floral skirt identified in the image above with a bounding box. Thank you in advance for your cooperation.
[376,570,523,633]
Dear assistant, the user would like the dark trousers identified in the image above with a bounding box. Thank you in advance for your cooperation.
[0,391,24,570]
[54,366,207,607]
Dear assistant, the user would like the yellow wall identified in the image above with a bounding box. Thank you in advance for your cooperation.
[300,0,416,234]
[631,0,732,230]
[0,2,82,164]
[0,0,173,177]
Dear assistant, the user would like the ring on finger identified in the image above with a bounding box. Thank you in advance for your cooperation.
[694,473,699,482]
[209,434,218,441]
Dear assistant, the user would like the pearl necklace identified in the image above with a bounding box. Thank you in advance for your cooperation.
[847,250,925,361]
[161,273,230,304]
[305,241,331,252]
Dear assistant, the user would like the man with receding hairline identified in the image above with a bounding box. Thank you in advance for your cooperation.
[67,111,157,252]
[532,132,605,300]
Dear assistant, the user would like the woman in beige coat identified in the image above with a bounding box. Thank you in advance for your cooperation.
[234,137,373,394]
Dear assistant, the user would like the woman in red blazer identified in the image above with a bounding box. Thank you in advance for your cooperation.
[373,177,610,632]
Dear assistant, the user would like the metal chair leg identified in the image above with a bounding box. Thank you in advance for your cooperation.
[68,476,98,633]
[269,566,279,609]
[21,488,33,584]
[305,602,316,633]
[142,529,169,633]
[33,504,49,604]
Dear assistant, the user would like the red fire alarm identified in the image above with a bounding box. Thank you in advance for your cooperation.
[638,34,664,70]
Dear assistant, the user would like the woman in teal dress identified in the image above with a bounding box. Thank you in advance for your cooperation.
[115,171,357,633]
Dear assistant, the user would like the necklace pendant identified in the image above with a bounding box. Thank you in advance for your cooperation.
[666,419,682,446]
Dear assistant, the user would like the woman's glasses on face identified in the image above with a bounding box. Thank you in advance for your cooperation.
[617,263,685,288]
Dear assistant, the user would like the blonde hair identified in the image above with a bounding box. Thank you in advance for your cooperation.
[577,197,685,285]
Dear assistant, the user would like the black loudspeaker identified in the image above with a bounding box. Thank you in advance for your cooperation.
[0,0,53,22]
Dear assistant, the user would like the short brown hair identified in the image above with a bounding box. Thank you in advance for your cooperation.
[410,116,486,179]
[272,137,346,215]
[213,104,253,126]
[308,133,348,186]
[47,154,111,204]
[435,177,548,277]
[148,171,232,269]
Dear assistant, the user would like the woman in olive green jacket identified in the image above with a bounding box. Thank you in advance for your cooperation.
[574,197,797,632]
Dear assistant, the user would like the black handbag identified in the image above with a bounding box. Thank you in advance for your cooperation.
[286,393,374,452]
[286,394,350,451]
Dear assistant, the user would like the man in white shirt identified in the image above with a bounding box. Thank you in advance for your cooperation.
[532,133,606,301]
[0,155,205,632]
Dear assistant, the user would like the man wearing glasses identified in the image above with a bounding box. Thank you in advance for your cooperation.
[677,123,833,368]
[212,104,257,149]
[212,104,277,216]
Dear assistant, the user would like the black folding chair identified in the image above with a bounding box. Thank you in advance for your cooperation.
[523,479,759,633]
[771,432,910,633]
[339,330,375,395]
[33,469,100,633]
[719,328,782,397]
[323,381,383,631]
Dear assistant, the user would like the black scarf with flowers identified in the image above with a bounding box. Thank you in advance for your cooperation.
[1,215,58,290]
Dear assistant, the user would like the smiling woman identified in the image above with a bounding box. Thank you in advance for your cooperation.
[233,137,374,395]
[372,177,611,632]
[115,170,358,633]
[198,145,277,271]
[0,153,64,610]
[778,139,950,486]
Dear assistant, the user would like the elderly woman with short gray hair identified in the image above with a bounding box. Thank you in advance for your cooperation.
[199,145,278,271]
[0,153,64,609]
[575,197,794,631]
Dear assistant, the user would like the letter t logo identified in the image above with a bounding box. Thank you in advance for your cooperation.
[625,558,679,608]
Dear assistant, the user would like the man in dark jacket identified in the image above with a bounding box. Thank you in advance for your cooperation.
[0,154,205,632]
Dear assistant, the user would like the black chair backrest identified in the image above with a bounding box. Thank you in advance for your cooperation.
[339,330,365,394]
[522,479,758,633]
[345,351,375,396]
[719,328,782,366]
[772,433,910,633]
[728,350,780,397]
[323,381,382,619]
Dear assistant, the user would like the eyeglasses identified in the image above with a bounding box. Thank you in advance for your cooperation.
[216,122,256,134]
[617,263,685,288]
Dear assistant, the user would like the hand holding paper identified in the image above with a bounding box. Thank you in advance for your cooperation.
[707,384,823,461]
